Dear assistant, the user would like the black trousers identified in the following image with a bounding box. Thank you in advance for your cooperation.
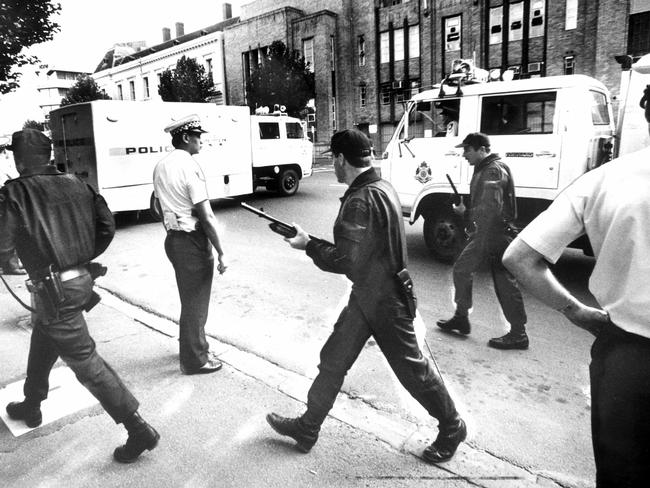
[165,229,214,371]
[590,325,650,487]
[452,232,527,330]
[303,293,459,428]
[24,273,139,423]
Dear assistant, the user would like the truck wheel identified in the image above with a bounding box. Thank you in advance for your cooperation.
[149,192,162,222]
[423,210,466,263]
[277,168,299,196]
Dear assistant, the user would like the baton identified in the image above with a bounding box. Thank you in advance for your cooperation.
[445,173,461,205]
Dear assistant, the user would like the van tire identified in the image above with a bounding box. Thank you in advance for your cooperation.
[276,168,299,196]
[423,210,466,263]
[149,192,162,222]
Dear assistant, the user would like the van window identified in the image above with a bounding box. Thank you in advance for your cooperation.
[259,122,280,139]
[480,91,556,135]
[286,122,304,139]
[590,91,610,125]
[405,98,461,138]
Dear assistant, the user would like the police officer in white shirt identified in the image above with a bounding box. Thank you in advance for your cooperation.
[153,114,226,375]
[503,57,650,487]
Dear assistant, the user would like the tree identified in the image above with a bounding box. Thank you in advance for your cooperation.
[23,120,45,131]
[158,56,215,102]
[246,40,315,117]
[0,1,61,94]
[60,75,111,106]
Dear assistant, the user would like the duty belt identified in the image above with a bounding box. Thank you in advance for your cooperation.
[31,264,89,283]
[58,265,90,282]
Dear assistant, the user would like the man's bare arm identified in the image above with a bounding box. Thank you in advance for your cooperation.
[503,239,609,336]
[195,199,227,274]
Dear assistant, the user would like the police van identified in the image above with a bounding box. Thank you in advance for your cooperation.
[381,65,615,262]
[48,100,313,218]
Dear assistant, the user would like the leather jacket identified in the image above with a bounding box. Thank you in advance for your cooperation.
[468,153,517,237]
[306,167,407,299]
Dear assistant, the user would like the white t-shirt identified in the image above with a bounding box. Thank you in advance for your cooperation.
[153,149,209,232]
[517,147,650,338]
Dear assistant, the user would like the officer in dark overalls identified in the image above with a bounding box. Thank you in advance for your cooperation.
[437,132,528,350]
[266,129,466,464]
[0,129,159,463]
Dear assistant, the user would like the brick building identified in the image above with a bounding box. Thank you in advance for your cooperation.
[225,0,650,153]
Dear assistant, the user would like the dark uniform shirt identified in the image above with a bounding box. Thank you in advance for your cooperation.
[305,167,406,299]
[468,153,516,236]
[0,165,115,276]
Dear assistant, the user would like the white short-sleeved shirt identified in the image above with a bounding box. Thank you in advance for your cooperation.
[517,147,650,338]
[153,149,209,232]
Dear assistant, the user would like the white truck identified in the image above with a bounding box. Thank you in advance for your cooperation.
[48,100,313,217]
[381,72,615,262]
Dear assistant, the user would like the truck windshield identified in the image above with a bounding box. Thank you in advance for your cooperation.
[286,122,304,139]
[403,98,461,139]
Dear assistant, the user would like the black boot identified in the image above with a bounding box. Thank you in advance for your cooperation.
[422,418,467,464]
[266,413,319,453]
[113,412,160,463]
[6,400,42,428]
[488,331,529,350]
[436,314,471,335]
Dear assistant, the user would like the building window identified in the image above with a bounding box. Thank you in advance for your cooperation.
[331,97,337,131]
[564,55,575,75]
[565,0,578,30]
[117,84,123,100]
[628,11,650,56]
[409,25,420,58]
[330,36,336,71]
[205,58,213,81]
[381,85,391,105]
[358,36,366,66]
[360,85,367,107]
[143,76,150,98]
[445,16,461,52]
[509,2,524,42]
[303,38,314,73]
[396,90,406,104]
[394,28,404,62]
[129,80,136,100]
[489,6,503,45]
[380,31,390,64]
[529,0,545,38]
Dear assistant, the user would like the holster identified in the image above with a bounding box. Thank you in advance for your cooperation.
[85,262,107,311]
[87,262,108,280]
[396,268,417,319]
[26,266,66,319]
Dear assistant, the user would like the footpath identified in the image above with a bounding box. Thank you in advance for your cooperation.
[0,274,569,488]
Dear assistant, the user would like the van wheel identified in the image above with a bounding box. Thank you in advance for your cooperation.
[423,210,466,263]
[277,168,299,196]
[149,192,162,222]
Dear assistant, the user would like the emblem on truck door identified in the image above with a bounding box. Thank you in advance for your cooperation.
[415,161,432,184]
